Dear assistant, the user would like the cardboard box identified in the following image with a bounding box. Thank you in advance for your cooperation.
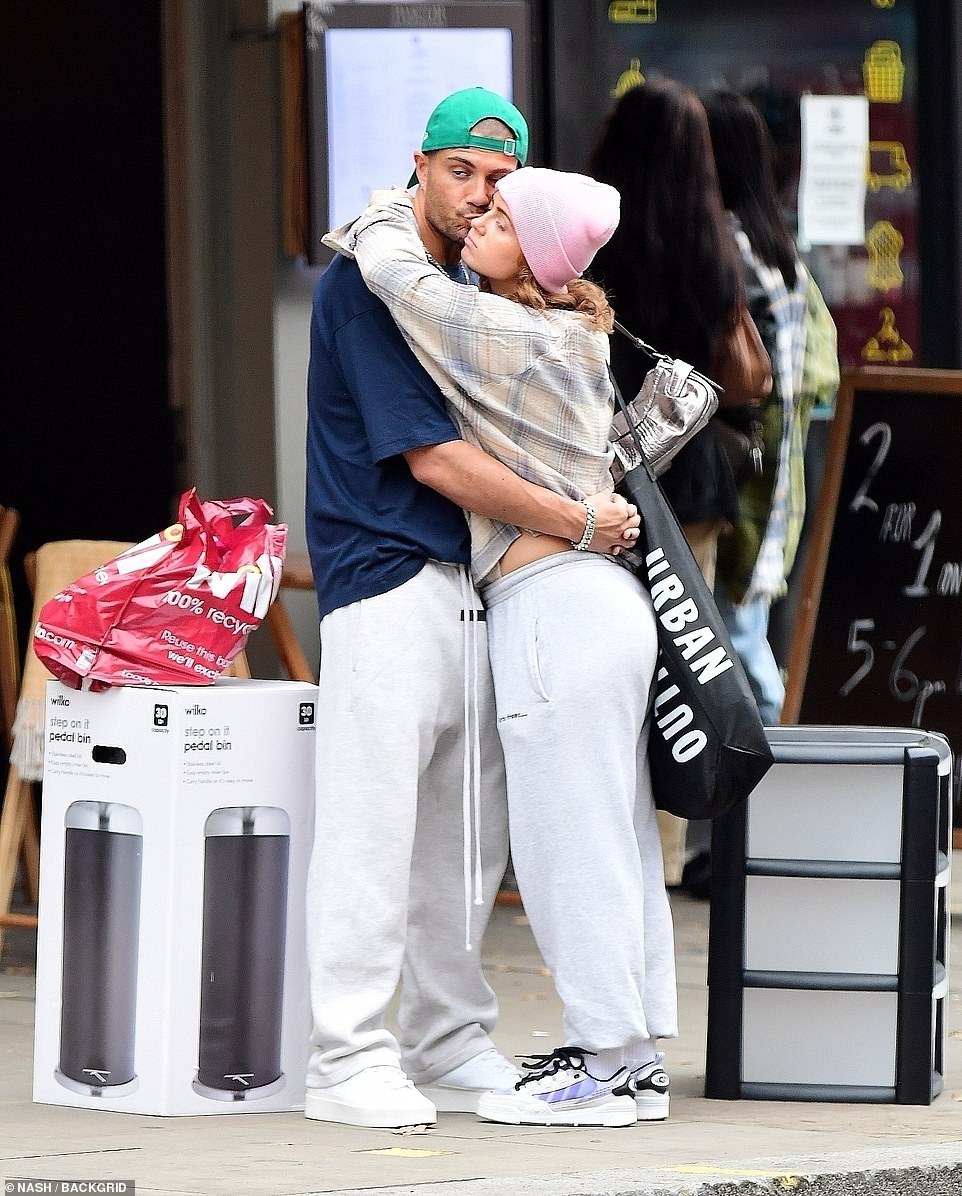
[33,678,317,1115]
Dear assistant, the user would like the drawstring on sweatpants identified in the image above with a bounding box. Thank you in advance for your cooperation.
[459,567,485,950]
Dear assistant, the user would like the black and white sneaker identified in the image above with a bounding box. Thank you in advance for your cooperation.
[628,1056,670,1121]
[476,1047,637,1127]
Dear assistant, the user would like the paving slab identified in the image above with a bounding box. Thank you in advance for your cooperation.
[2,869,960,1196]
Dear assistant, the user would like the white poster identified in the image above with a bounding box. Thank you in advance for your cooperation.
[326,28,514,230]
[798,94,870,248]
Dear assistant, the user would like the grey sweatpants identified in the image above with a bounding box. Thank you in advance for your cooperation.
[484,552,678,1056]
[305,562,510,1088]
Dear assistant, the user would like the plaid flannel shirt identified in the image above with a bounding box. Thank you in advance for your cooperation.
[324,193,615,586]
[733,224,808,603]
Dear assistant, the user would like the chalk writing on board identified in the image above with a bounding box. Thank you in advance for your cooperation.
[849,421,891,513]
[785,368,962,822]
[840,619,944,726]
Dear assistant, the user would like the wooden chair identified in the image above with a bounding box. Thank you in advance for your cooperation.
[263,551,315,682]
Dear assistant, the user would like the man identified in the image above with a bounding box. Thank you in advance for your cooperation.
[304,87,638,1130]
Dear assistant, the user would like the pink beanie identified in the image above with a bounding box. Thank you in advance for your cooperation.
[495,168,620,294]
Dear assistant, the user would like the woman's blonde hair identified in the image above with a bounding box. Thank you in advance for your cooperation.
[483,266,614,333]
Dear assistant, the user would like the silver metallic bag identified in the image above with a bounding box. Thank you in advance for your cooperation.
[608,320,720,483]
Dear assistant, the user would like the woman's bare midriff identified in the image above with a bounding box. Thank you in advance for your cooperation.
[499,529,572,575]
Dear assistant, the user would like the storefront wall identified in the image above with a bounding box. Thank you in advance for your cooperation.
[545,0,962,371]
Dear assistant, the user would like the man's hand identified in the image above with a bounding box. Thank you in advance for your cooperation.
[586,490,641,556]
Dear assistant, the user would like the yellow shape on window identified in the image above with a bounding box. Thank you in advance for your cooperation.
[613,58,645,97]
[867,141,912,192]
[864,41,905,102]
[609,1,657,23]
[862,307,913,362]
[866,221,905,292]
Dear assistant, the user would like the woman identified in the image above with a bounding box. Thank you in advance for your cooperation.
[588,77,745,589]
[325,168,676,1129]
[704,88,811,726]
[587,77,748,886]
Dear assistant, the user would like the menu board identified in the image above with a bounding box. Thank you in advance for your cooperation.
[783,367,962,813]
[303,1,530,264]
[325,28,513,229]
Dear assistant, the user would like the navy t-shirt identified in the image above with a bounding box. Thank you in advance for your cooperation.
[306,253,471,620]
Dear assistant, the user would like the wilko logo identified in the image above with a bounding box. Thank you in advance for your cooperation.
[299,703,315,726]
[186,704,207,715]
[154,704,169,727]
[50,694,70,707]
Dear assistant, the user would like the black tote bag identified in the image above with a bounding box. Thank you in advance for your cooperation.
[612,372,774,819]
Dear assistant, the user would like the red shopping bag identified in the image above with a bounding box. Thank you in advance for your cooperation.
[33,490,287,689]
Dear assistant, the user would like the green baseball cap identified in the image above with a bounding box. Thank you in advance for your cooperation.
[408,87,529,184]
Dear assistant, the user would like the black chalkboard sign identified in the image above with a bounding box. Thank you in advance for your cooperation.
[784,367,962,823]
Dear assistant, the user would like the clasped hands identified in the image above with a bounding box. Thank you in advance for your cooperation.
[586,490,641,556]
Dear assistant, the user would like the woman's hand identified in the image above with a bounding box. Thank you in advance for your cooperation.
[585,490,641,556]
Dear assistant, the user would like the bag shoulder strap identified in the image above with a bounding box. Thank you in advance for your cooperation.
[613,319,667,366]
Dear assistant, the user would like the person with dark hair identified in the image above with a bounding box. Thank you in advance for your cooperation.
[704,88,813,726]
[328,166,677,1128]
[586,77,748,886]
[743,83,802,212]
[588,77,745,588]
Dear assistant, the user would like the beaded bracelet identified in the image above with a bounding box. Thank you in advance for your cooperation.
[571,499,596,551]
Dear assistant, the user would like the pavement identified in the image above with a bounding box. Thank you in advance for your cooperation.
[1,863,961,1196]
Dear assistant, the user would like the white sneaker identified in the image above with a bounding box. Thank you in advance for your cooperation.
[305,1065,436,1128]
[628,1056,670,1121]
[476,1047,637,1128]
[421,1046,522,1113]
